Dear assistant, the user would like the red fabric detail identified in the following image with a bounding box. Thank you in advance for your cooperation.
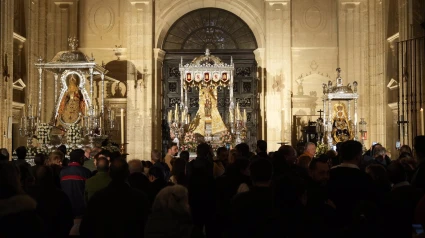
[68,162,81,167]
[61,175,87,181]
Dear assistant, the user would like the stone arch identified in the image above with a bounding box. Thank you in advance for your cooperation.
[155,0,265,49]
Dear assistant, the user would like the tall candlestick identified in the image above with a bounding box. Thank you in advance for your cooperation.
[120,108,124,144]
[421,108,424,135]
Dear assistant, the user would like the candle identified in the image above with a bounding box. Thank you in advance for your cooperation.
[187,115,190,123]
[120,108,124,144]
[243,109,247,123]
[99,117,102,129]
[229,108,234,123]
[421,108,424,135]
[181,110,185,123]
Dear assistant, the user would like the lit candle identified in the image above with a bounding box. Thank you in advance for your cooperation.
[99,117,102,129]
[120,108,124,144]
[229,108,234,123]
[421,108,424,135]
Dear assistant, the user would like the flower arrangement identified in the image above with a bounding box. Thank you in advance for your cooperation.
[67,124,82,145]
[315,142,330,157]
[25,146,50,156]
[36,123,52,145]
[220,130,233,145]
[181,132,198,152]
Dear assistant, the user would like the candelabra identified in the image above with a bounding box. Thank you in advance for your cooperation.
[104,108,117,136]
[167,104,188,146]
[229,103,247,145]
[359,118,367,151]
[19,104,37,147]
[82,105,102,148]
[316,117,324,143]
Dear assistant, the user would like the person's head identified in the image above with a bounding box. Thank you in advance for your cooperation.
[249,158,273,186]
[57,145,67,155]
[278,145,297,164]
[110,151,122,163]
[84,146,92,159]
[15,146,27,160]
[304,142,316,158]
[335,142,343,155]
[256,140,267,153]
[128,159,143,174]
[399,145,412,156]
[167,143,178,156]
[34,153,46,166]
[373,146,387,160]
[387,161,407,184]
[142,161,153,174]
[171,158,187,185]
[34,166,54,187]
[366,164,390,187]
[0,148,10,161]
[196,143,212,159]
[340,140,363,164]
[235,143,250,158]
[309,156,330,185]
[179,151,190,163]
[230,157,251,176]
[69,149,85,165]
[0,162,21,199]
[148,166,164,182]
[216,147,228,161]
[96,156,110,172]
[109,158,129,182]
[47,151,64,166]
[151,149,161,164]
[297,155,312,169]
[415,136,425,160]
[152,185,189,215]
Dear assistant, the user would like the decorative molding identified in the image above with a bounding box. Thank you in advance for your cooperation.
[12,78,26,91]
[387,32,400,43]
[387,78,399,90]
[13,32,26,43]
[388,102,398,111]
[53,2,73,6]
[153,48,166,62]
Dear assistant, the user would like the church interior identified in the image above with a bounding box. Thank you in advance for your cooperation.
[0,0,424,160]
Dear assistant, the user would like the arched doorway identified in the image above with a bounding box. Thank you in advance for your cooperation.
[162,8,259,150]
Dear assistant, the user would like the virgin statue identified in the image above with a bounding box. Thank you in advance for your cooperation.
[57,75,86,125]
[331,102,354,142]
[188,86,227,136]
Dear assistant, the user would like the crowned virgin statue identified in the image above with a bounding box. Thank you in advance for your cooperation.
[188,87,227,136]
[56,75,86,126]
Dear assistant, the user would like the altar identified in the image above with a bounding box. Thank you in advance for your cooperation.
[167,49,247,151]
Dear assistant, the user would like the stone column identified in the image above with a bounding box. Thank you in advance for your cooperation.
[126,0,153,160]
[264,0,291,151]
[153,48,165,151]
[0,0,14,150]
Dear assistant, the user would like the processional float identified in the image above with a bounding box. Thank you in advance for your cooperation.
[167,49,247,151]
[19,37,119,157]
[317,68,366,149]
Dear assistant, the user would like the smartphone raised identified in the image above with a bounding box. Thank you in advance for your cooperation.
[413,224,424,235]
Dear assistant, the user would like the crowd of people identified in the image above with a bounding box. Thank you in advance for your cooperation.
[1,136,425,238]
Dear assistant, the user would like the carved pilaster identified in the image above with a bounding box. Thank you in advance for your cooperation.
[254,48,266,140]
[0,0,14,150]
[264,0,291,150]
[153,48,165,151]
